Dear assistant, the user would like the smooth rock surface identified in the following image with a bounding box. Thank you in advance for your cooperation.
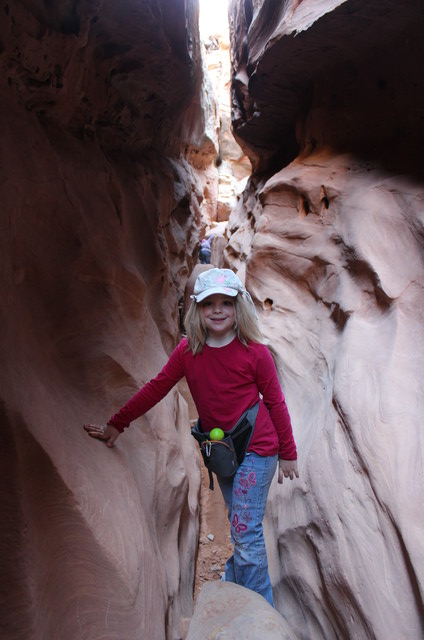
[227,153,424,639]
[187,581,299,640]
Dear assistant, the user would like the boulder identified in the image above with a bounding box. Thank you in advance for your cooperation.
[187,581,298,640]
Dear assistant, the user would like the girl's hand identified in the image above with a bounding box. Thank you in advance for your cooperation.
[83,424,120,448]
[278,458,299,484]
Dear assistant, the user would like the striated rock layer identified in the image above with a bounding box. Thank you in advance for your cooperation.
[0,1,215,639]
[228,1,424,639]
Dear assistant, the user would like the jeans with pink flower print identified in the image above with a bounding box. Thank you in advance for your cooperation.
[217,452,278,606]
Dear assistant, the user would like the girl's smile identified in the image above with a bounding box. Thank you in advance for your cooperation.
[201,294,236,344]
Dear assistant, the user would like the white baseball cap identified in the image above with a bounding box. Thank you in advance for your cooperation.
[191,268,245,303]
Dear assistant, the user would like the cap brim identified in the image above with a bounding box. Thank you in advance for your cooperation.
[194,286,239,303]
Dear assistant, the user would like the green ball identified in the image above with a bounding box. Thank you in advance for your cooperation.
[209,428,225,441]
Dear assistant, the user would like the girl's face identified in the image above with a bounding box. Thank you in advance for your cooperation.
[200,294,236,339]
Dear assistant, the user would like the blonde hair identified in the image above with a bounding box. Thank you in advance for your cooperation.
[184,294,265,355]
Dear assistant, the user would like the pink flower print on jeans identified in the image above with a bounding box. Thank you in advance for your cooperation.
[234,469,257,498]
[239,471,256,491]
[232,513,248,534]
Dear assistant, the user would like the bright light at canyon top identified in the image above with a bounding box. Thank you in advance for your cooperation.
[199,0,229,37]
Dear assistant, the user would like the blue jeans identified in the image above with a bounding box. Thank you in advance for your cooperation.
[199,248,211,264]
[217,452,278,606]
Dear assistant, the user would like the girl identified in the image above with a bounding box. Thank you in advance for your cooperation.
[84,267,298,606]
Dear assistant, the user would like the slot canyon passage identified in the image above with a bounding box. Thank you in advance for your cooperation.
[1,0,424,639]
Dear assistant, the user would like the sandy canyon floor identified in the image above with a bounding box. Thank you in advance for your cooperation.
[193,464,233,601]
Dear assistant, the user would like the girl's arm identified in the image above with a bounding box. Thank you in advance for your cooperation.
[84,340,186,445]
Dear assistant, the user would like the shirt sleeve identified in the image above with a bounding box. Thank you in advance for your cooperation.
[108,340,186,432]
[254,345,297,460]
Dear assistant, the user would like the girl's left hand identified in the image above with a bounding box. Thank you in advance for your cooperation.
[278,458,299,484]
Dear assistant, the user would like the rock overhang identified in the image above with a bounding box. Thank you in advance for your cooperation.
[230,0,424,174]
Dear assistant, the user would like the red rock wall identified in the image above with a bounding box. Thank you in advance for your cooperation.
[0,1,211,638]
[228,1,424,638]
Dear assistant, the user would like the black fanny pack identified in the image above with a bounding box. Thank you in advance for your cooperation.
[191,402,259,490]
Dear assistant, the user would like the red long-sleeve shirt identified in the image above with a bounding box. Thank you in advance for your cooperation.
[108,337,297,460]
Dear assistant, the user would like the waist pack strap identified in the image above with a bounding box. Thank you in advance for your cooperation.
[226,401,259,435]
[227,401,259,464]
[191,401,259,444]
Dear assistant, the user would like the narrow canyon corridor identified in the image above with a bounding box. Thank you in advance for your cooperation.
[1,1,424,640]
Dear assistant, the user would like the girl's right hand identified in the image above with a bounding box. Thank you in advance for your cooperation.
[83,423,120,448]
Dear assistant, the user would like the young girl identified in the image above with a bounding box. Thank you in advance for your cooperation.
[84,268,298,606]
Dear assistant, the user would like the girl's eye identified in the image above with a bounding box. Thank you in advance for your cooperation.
[224,300,234,306]
[202,301,212,307]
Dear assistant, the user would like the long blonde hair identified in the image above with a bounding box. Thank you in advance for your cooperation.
[184,293,265,355]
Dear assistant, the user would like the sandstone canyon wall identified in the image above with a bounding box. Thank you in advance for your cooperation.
[0,1,216,639]
[202,32,250,224]
[227,1,424,639]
